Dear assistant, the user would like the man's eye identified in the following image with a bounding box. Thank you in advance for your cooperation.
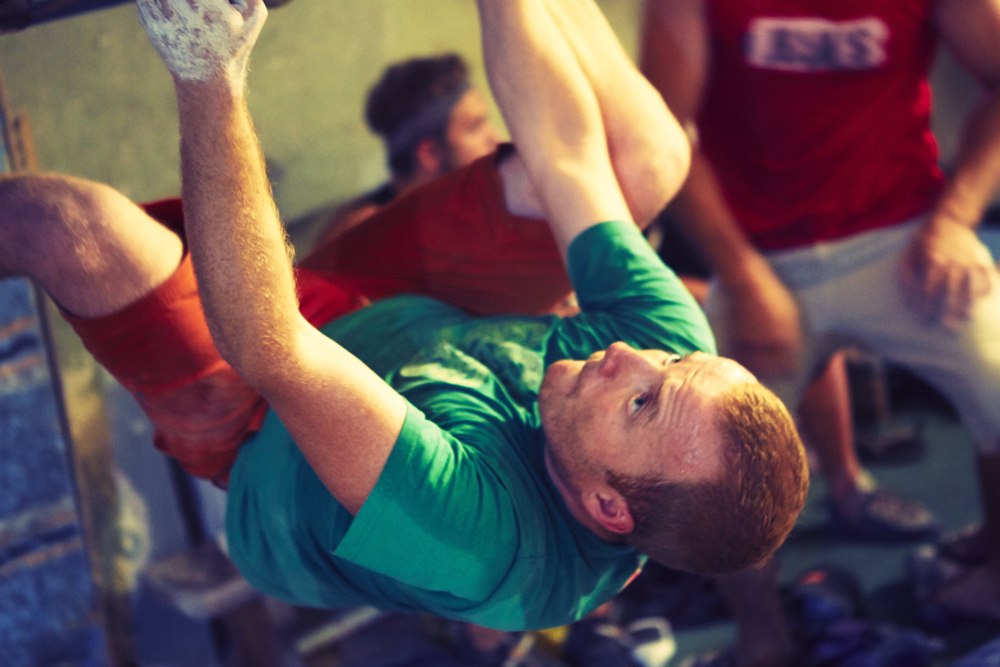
[662,354,682,366]
[629,393,650,415]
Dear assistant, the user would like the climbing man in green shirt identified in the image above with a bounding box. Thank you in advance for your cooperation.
[0,0,808,631]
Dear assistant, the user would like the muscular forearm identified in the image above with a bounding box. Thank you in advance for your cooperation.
[175,80,300,380]
[478,0,631,256]
[139,0,406,515]
[136,0,294,380]
[668,152,767,286]
[176,78,406,512]
[545,0,690,227]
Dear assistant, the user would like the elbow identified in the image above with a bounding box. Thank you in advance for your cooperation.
[624,116,692,226]
[214,335,276,389]
[212,323,302,392]
[658,119,693,206]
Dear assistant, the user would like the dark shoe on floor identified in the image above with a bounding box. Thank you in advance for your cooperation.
[905,544,969,632]
[785,564,865,640]
[616,562,728,628]
[936,523,989,566]
[805,618,943,667]
[828,488,938,542]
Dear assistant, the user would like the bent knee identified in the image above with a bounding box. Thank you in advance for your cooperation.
[0,173,126,257]
[1,172,183,316]
[3,171,169,252]
[612,111,691,227]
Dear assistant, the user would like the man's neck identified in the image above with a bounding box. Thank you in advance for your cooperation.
[393,168,441,199]
[543,447,625,543]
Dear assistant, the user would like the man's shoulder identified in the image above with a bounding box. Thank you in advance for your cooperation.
[319,198,386,245]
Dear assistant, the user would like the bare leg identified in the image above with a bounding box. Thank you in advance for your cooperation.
[799,352,934,537]
[798,353,863,499]
[479,0,632,251]
[0,173,182,317]
[480,0,689,237]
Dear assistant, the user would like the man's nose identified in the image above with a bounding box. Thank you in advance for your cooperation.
[599,342,652,376]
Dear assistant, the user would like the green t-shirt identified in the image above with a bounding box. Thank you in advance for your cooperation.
[226,221,715,630]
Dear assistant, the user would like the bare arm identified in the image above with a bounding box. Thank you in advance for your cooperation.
[638,0,802,375]
[478,0,632,257]
[488,0,690,237]
[137,0,405,514]
[935,0,1000,229]
[902,0,1000,326]
[639,0,765,286]
[544,0,690,228]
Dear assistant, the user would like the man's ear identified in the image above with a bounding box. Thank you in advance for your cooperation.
[584,488,634,536]
[413,136,445,177]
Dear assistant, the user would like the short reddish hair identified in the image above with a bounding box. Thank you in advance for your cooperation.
[609,381,808,574]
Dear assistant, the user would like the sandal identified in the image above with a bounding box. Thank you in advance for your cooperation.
[936,523,989,566]
[827,488,938,542]
[906,544,971,631]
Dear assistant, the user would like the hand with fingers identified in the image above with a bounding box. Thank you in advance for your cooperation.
[900,217,997,330]
[135,0,267,91]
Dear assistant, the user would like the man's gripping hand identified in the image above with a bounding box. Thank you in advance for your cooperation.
[136,0,266,91]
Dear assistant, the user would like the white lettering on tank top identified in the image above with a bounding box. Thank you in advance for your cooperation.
[744,17,889,72]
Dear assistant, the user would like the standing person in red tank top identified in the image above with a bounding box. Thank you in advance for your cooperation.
[642,0,1000,664]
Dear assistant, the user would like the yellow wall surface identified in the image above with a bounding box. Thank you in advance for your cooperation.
[0,0,641,226]
[0,0,985,228]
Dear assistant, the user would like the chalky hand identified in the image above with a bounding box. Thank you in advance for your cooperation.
[136,0,267,91]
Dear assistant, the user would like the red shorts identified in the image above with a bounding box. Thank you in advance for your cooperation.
[64,199,368,485]
[66,148,568,484]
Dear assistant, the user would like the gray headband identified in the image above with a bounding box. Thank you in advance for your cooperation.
[386,81,471,158]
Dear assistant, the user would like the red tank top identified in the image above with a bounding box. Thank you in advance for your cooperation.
[700,0,944,250]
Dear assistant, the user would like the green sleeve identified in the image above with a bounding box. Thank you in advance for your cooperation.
[333,402,519,602]
[554,220,716,358]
